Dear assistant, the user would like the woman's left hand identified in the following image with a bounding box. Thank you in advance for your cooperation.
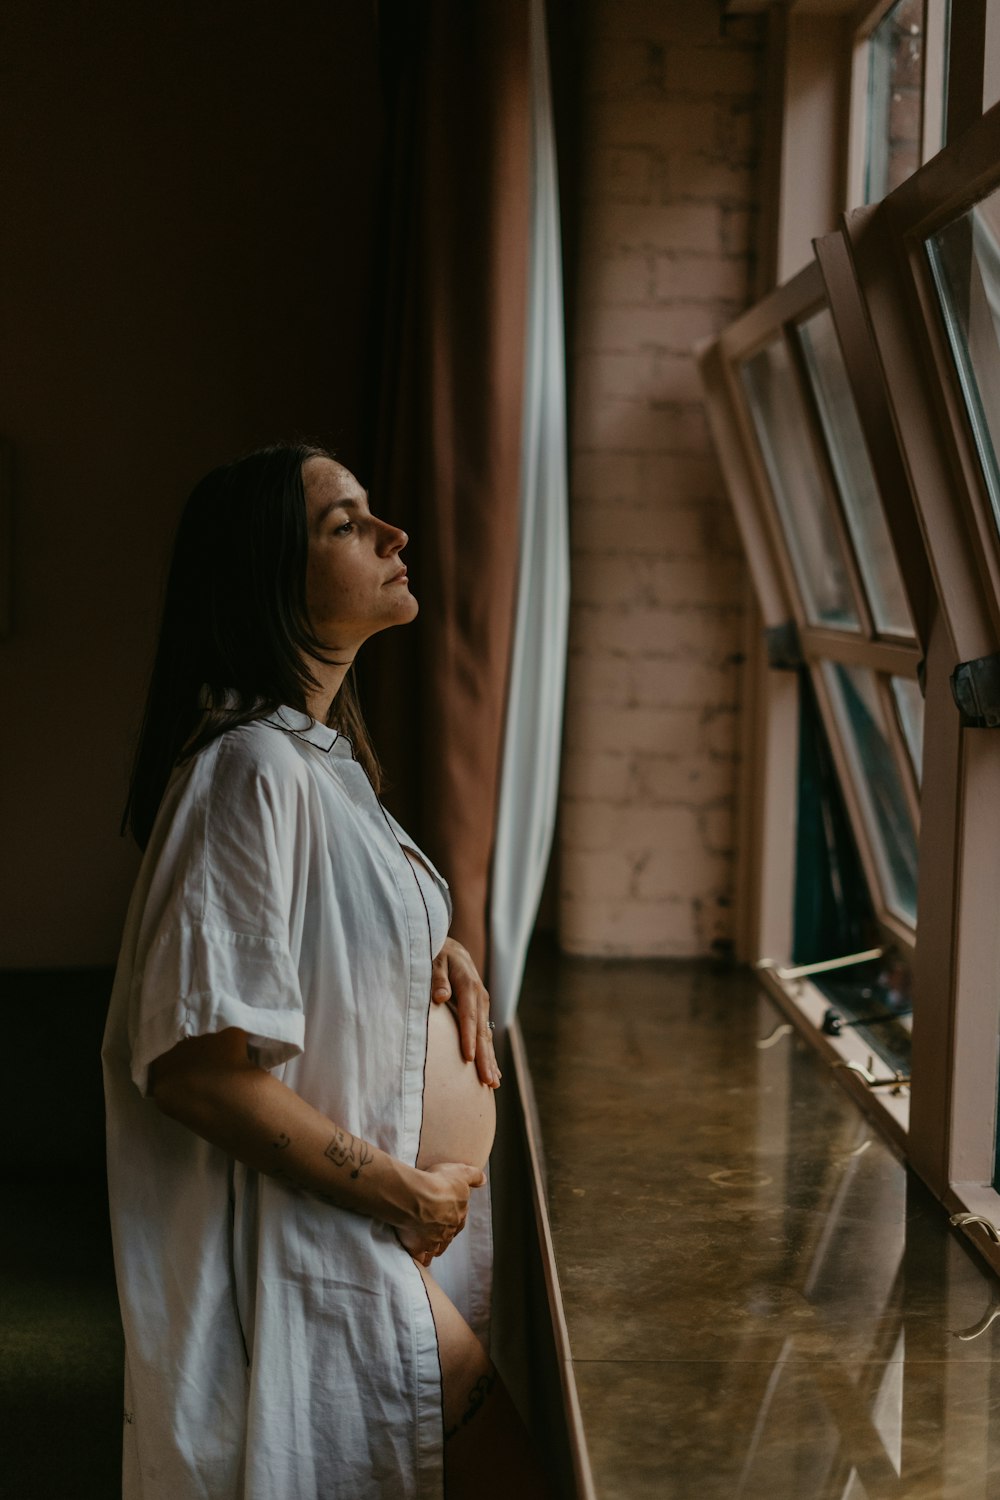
[431,937,501,1089]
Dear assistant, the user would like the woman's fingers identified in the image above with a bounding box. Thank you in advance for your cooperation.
[475,986,501,1090]
[435,937,501,1088]
[431,950,451,1004]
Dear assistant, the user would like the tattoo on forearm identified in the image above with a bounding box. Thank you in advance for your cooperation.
[324,1127,375,1179]
[443,1369,498,1442]
[272,1132,291,1151]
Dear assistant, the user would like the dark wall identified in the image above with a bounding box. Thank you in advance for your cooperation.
[0,1,383,963]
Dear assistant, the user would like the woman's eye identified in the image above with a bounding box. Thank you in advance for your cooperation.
[334,521,354,536]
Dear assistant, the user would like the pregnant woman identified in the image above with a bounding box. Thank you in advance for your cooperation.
[102,445,549,1499]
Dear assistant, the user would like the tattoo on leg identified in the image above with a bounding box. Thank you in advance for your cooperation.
[324,1126,375,1179]
[443,1368,498,1442]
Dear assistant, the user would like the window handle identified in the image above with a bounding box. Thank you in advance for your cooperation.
[756,946,884,982]
[949,1212,1000,1245]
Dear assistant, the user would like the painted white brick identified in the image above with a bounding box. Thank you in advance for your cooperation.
[655,253,749,303]
[665,45,761,97]
[574,301,734,355]
[592,98,719,149]
[584,201,723,256]
[571,451,644,503]
[633,847,733,900]
[560,893,700,958]
[559,848,637,902]
[631,655,740,709]
[665,151,757,205]
[588,39,664,96]
[563,701,703,757]
[640,453,725,501]
[558,0,762,959]
[575,351,658,401]
[560,750,634,803]
[586,145,658,204]
[580,251,656,306]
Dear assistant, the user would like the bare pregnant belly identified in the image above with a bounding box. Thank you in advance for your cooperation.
[417,1001,496,1170]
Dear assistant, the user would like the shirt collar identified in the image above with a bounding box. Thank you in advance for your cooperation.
[261,706,352,756]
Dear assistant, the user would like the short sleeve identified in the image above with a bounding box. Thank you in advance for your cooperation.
[126,730,311,1094]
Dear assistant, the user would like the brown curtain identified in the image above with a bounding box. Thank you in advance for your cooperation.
[360,1,531,970]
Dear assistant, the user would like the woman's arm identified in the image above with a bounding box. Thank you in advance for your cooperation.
[149,1027,484,1259]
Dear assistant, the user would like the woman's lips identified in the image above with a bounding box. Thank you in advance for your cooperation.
[386,568,408,584]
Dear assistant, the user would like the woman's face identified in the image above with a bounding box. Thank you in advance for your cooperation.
[302,457,418,651]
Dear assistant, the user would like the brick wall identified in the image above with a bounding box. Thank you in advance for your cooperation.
[558,1,766,958]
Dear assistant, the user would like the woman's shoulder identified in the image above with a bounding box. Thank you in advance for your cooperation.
[183,718,316,812]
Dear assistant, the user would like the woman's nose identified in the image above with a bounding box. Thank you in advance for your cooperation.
[378,520,408,554]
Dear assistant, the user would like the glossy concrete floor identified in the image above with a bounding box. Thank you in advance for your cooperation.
[519,949,1000,1500]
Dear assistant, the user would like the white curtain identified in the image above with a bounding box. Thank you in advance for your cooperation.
[488,0,570,1028]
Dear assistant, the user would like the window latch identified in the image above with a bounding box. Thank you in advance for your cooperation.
[950,652,1000,727]
[764,620,803,671]
[833,1059,910,1094]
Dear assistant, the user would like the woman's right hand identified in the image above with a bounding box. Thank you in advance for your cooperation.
[397,1162,486,1265]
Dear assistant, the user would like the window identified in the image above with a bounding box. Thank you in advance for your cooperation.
[698,261,924,1097]
[927,185,1000,538]
[848,0,951,208]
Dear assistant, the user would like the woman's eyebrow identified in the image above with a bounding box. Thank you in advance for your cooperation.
[316,496,368,525]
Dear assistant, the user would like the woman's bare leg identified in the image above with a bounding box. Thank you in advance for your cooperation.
[417,1262,553,1499]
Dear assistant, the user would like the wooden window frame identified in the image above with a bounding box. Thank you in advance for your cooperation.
[699,261,929,1153]
[700,261,923,948]
[824,102,1000,1268]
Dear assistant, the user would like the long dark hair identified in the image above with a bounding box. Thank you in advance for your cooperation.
[123,442,381,849]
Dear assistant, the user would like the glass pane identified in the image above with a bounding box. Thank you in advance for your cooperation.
[890,676,924,783]
[865,0,925,205]
[797,306,914,638]
[823,662,919,924]
[740,337,860,630]
[927,188,1000,537]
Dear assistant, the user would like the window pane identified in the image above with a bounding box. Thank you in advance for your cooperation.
[740,337,860,630]
[823,662,919,924]
[890,676,924,784]
[865,0,925,204]
[927,188,1000,537]
[797,306,914,638]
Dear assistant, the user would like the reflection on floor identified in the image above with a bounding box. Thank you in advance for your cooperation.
[518,947,1000,1500]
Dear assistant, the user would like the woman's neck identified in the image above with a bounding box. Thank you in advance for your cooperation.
[302,658,352,724]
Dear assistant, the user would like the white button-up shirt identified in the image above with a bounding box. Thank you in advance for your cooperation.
[102,708,489,1499]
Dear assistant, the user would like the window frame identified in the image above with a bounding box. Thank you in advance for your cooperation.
[699,260,924,960]
[818,100,1000,1266]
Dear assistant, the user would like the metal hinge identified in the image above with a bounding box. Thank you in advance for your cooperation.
[764,620,803,671]
[951,652,1000,727]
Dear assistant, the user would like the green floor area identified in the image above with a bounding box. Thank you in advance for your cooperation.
[2,1174,123,1498]
[3,968,122,1496]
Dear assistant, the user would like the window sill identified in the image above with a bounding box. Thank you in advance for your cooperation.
[756,967,910,1151]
